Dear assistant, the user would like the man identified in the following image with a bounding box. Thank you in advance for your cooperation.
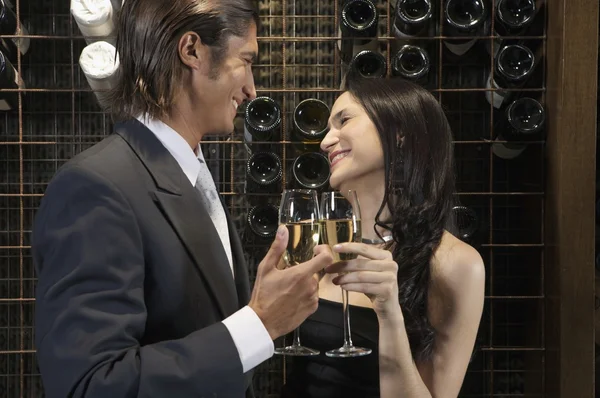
[32,0,332,397]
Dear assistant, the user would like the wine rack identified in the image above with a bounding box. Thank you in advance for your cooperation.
[0,0,598,397]
[594,11,600,396]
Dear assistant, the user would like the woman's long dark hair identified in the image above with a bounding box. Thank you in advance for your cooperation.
[344,77,456,362]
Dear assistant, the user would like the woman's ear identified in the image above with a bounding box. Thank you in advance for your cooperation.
[396,134,404,148]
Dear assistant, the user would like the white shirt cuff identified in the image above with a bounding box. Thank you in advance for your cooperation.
[222,305,274,373]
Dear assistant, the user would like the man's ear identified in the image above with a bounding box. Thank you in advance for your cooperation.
[178,31,208,70]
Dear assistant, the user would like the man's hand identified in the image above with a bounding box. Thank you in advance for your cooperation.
[249,225,333,340]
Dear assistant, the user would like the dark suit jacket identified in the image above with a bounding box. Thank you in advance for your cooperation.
[33,119,256,397]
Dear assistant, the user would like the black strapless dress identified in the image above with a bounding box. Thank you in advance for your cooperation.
[281,298,380,398]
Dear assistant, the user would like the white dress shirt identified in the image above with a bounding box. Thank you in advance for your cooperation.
[136,115,274,373]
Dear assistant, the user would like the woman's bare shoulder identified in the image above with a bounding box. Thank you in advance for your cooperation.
[430,231,485,298]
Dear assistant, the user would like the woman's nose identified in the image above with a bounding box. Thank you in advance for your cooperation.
[320,129,339,153]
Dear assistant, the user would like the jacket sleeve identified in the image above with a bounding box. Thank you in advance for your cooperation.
[32,165,245,398]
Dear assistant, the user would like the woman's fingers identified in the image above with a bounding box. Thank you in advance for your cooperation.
[332,242,393,260]
[335,282,382,295]
[336,282,398,299]
[325,259,397,274]
[333,271,392,285]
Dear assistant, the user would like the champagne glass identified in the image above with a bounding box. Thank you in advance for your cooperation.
[274,189,321,356]
[320,190,372,358]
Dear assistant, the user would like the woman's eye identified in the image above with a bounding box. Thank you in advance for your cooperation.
[340,117,349,125]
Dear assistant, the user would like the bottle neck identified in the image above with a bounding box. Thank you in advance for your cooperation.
[392,46,430,80]
[351,52,387,78]
[292,153,330,189]
[341,1,378,37]
[247,153,283,187]
[248,205,279,239]
[394,0,432,35]
[0,3,17,35]
[445,0,486,35]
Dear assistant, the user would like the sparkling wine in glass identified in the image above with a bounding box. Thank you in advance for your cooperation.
[274,189,321,356]
[320,190,372,358]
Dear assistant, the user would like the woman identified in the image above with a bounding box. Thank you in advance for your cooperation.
[281,77,485,398]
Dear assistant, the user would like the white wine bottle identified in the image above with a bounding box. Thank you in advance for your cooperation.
[79,40,119,109]
[71,0,116,45]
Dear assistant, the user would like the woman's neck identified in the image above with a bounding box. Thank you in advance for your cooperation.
[341,175,390,241]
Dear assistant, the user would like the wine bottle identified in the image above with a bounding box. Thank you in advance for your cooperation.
[452,205,479,243]
[290,152,331,190]
[245,151,283,194]
[485,0,540,57]
[492,97,545,160]
[392,0,433,38]
[0,0,30,65]
[243,96,282,154]
[0,48,21,111]
[348,50,387,79]
[247,204,280,240]
[485,44,535,108]
[79,41,120,110]
[495,0,536,36]
[443,0,487,56]
[292,98,330,153]
[392,44,430,83]
[71,0,116,45]
[338,0,378,64]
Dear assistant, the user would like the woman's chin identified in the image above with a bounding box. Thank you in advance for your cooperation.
[328,174,342,191]
[330,170,361,193]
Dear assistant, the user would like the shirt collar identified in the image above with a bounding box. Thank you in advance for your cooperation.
[136,115,202,187]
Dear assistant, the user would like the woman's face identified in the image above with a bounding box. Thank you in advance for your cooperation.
[320,92,385,191]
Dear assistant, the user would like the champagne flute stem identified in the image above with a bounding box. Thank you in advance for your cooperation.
[292,327,302,348]
[342,287,353,348]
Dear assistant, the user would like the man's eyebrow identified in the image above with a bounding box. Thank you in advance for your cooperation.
[241,51,257,63]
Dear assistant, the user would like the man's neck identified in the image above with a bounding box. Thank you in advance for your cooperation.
[162,104,205,151]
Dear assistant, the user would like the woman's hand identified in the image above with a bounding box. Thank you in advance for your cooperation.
[326,242,403,321]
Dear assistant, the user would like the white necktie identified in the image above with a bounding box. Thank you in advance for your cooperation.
[196,158,234,276]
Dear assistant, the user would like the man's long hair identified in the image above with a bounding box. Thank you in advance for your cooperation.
[105,0,259,121]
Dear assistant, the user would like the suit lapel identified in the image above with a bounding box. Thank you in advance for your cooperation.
[221,199,251,307]
[114,120,239,319]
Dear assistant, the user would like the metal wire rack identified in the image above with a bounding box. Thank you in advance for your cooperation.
[0,0,547,396]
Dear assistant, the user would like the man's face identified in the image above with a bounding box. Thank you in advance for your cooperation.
[193,23,258,135]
